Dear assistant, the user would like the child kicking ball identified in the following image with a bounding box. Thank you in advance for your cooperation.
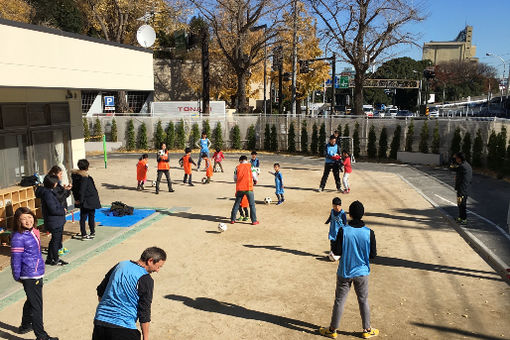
[268,163,284,205]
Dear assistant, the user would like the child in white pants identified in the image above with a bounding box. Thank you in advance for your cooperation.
[342,150,352,193]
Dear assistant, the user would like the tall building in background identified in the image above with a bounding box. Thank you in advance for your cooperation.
[422,26,478,64]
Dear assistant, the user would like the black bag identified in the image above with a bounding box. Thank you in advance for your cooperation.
[109,201,134,217]
[20,175,39,187]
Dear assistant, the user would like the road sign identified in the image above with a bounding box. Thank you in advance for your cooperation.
[348,79,419,89]
[326,76,339,89]
[339,76,349,89]
[104,96,115,107]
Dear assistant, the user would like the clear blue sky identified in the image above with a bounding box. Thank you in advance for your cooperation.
[336,0,510,77]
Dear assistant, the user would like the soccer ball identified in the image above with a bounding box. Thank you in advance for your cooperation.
[151,180,156,187]
[264,197,272,205]
[158,150,164,156]
[328,251,340,262]
[218,223,227,232]
[201,177,208,184]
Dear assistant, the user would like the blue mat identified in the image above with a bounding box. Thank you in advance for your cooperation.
[66,208,156,227]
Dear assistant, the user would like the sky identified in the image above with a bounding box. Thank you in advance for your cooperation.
[334,0,510,77]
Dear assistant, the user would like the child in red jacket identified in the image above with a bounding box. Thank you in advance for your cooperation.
[212,147,225,172]
[342,150,352,193]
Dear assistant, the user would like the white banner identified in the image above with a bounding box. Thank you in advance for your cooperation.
[151,101,226,117]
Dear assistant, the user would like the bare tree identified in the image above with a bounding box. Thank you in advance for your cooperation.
[190,0,287,112]
[309,0,424,114]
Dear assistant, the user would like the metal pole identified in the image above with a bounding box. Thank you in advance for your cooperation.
[263,28,267,115]
[331,53,336,116]
[290,0,298,116]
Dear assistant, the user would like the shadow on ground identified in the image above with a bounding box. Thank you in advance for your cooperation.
[411,322,504,340]
[0,321,25,340]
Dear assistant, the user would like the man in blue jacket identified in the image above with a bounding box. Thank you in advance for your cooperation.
[93,247,166,340]
[319,135,343,192]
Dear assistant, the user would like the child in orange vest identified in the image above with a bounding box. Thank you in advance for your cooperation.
[136,153,149,190]
[179,147,196,186]
[202,153,213,184]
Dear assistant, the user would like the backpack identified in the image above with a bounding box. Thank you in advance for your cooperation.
[109,201,134,217]
[20,175,40,187]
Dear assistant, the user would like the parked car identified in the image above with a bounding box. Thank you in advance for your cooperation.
[387,108,398,117]
[396,110,414,118]
[428,106,439,117]
[373,110,385,118]
[363,105,374,117]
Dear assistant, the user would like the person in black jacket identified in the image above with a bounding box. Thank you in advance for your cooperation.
[71,159,101,240]
[450,152,472,225]
[36,175,67,266]
[47,166,72,256]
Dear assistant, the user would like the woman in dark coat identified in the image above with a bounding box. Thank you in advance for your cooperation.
[47,166,72,210]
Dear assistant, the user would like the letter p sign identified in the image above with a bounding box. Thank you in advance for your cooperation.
[104,96,115,107]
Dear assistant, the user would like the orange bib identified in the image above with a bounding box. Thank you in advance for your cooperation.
[235,163,253,192]
[136,159,148,181]
[158,151,170,170]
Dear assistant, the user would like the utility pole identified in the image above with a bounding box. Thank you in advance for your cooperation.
[331,52,336,116]
[290,0,298,116]
[279,63,283,114]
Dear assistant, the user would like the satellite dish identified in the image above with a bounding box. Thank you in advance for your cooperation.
[137,25,156,48]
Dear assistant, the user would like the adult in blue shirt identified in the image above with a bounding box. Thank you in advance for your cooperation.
[319,135,343,192]
[93,247,166,340]
[196,132,212,171]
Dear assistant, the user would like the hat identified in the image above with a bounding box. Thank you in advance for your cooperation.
[349,201,364,219]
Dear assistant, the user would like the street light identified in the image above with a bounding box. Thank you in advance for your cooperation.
[251,24,268,115]
[486,52,507,100]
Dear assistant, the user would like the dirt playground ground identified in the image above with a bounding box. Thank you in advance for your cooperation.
[0,153,508,340]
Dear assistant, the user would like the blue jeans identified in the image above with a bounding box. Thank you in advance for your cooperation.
[197,151,209,169]
[230,191,257,222]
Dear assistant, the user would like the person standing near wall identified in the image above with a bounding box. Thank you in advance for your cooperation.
[450,152,472,225]
[319,135,343,192]
[155,143,174,194]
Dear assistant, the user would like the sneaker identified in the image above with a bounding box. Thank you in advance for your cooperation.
[169,189,175,192]
[89,233,95,238]
[189,183,194,186]
[455,217,462,223]
[242,217,249,221]
[362,328,379,338]
[251,221,260,225]
[82,235,92,241]
[230,221,235,224]
[337,188,344,193]
[318,327,337,339]
[276,200,283,205]
[236,217,243,221]
[57,259,68,266]
[36,336,59,340]
[155,191,159,195]
[317,187,324,192]
[18,324,32,334]
[58,249,64,256]
[460,219,467,225]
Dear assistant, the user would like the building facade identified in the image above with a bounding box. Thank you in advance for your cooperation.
[422,26,478,64]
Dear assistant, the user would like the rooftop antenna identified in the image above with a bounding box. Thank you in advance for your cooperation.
[136,24,156,48]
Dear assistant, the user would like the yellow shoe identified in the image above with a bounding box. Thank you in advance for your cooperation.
[362,328,379,338]
[319,327,337,339]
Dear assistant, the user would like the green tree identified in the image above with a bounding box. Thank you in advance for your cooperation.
[270,125,278,151]
[93,118,102,141]
[30,0,86,33]
[487,130,498,170]
[190,123,201,148]
[301,121,308,153]
[246,125,257,150]
[450,127,462,157]
[288,122,296,152]
[419,121,429,154]
[367,125,377,158]
[212,122,224,149]
[311,123,318,155]
[461,132,472,163]
[126,119,136,151]
[405,120,414,152]
[110,118,118,142]
[353,122,361,158]
[175,120,186,149]
[389,125,402,159]
[137,122,148,149]
[431,121,440,154]
[154,120,165,149]
[378,126,388,159]
[264,124,271,151]
[83,118,90,139]
[165,121,175,149]
[336,124,342,137]
[472,129,484,167]
[318,123,327,156]
[342,124,350,151]
[202,119,211,137]
[231,125,241,149]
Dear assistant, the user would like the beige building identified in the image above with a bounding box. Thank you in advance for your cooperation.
[0,18,154,189]
[422,26,478,64]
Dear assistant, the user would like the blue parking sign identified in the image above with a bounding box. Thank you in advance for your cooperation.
[104,96,115,107]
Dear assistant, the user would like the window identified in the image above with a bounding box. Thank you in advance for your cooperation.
[1,105,27,128]
[127,92,149,113]
[82,91,98,113]
[50,103,70,124]
[28,104,51,126]
[0,134,29,186]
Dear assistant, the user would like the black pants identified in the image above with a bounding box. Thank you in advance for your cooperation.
[92,324,141,340]
[80,208,96,236]
[457,195,468,220]
[183,173,192,184]
[21,279,48,339]
[238,206,249,217]
[156,170,173,192]
[46,226,63,263]
[320,163,341,190]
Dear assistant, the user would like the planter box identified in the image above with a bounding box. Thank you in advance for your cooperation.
[85,141,123,153]
[397,151,441,166]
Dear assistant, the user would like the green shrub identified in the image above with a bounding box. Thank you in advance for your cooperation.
[212,122,224,149]
[126,119,136,151]
[353,122,360,158]
[202,119,211,137]
[110,118,118,142]
[175,120,186,149]
[389,125,402,159]
[270,124,278,151]
[93,118,102,141]
[461,131,472,163]
[311,123,318,155]
[419,121,429,154]
[336,124,342,137]
[246,125,257,150]
[431,121,440,154]
[288,122,296,152]
[137,123,148,149]
[450,127,462,157]
[342,124,350,151]
[165,121,175,149]
[378,126,388,159]
[405,120,414,152]
[264,124,271,151]
[231,125,241,149]
[318,123,327,156]
[301,121,308,153]
[472,129,484,167]
[154,120,165,149]
[487,130,498,170]
[367,125,377,158]
[190,123,200,148]
[496,126,508,170]
[83,118,90,139]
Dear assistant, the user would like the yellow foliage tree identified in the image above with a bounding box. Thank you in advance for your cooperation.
[0,0,34,23]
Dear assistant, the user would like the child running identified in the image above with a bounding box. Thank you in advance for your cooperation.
[202,153,213,184]
[342,150,352,193]
[325,197,347,261]
[136,153,149,190]
[268,163,284,205]
[212,147,225,172]
[179,147,196,186]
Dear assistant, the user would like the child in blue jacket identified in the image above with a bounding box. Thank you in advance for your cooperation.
[268,163,284,205]
[325,197,347,261]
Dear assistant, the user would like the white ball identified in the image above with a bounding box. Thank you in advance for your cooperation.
[218,223,227,232]
[264,197,272,204]
[201,177,208,184]
[328,251,340,262]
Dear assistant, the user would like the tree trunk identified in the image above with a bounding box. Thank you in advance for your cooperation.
[117,90,129,113]
[201,29,210,115]
[353,71,364,115]
[236,71,248,113]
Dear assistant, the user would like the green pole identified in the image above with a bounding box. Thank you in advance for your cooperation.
[103,134,107,168]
